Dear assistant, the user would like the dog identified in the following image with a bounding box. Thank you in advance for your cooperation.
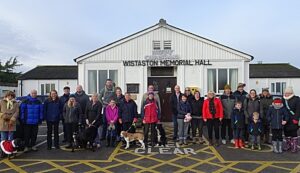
[0,138,24,159]
[120,131,145,149]
[155,123,167,147]
[72,124,98,152]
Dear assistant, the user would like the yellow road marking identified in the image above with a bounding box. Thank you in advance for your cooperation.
[2,159,26,173]
[44,161,73,173]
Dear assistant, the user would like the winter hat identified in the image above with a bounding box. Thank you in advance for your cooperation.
[273,98,282,104]
[284,86,294,94]
[262,88,269,93]
[69,94,76,98]
[224,84,231,90]
[0,140,17,155]
[237,83,246,88]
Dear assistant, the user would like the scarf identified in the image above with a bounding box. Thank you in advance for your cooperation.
[5,98,14,110]
[283,94,294,100]
[209,98,216,118]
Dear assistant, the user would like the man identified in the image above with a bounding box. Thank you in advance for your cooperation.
[233,83,248,103]
[169,85,183,141]
[20,89,43,152]
[141,85,161,113]
[99,79,116,139]
[118,93,138,132]
[59,86,70,142]
[259,88,273,144]
[74,85,89,124]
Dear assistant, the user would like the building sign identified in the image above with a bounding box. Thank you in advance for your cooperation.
[123,50,212,66]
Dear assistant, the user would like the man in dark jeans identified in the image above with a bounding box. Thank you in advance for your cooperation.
[20,89,43,152]
[169,85,183,141]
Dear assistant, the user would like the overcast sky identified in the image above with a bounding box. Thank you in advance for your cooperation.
[0,0,300,72]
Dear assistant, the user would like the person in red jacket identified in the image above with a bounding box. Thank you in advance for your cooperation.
[203,90,224,146]
[141,92,161,147]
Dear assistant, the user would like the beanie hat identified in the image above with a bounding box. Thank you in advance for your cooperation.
[224,84,231,90]
[0,140,16,155]
[273,98,282,104]
[69,94,76,98]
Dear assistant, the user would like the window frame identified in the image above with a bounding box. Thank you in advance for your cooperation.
[207,68,238,94]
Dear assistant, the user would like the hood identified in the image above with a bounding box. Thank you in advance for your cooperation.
[272,103,284,110]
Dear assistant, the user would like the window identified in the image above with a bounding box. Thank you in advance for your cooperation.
[207,68,238,93]
[87,70,118,94]
[153,41,161,50]
[41,83,55,95]
[150,67,174,76]
[271,82,286,95]
[163,40,171,50]
[127,84,139,94]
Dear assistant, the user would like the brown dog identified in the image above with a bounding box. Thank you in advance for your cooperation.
[120,131,145,149]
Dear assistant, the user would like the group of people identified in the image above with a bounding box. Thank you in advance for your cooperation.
[0,79,299,156]
[170,83,300,154]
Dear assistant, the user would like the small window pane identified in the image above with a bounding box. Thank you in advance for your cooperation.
[276,82,281,93]
[109,70,118,87]
[153,41,161,50]
[229,69,238,91]
[51,84,55,91]
[282,82,286,95]
[218,69,228,93]
[88,70,97,94]
[207,69,216,92]
[163,40,171,50]
[41,84,45,95]
[46,84,51,94]
[151,67,174,76]
[271,83,275,93]
[98,70,108,92]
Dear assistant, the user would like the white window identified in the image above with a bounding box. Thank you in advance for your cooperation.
[87,70,118,94]
[271,82,286,95]
[163,40,171,50]
[41,83,55,95]
[207,68,238,93]
[153,41,161,50]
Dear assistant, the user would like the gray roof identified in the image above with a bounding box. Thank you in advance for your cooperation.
[18,66,78,80]
[250,63,300,78]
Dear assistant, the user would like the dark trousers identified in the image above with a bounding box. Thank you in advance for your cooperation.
[233,128,244,140]
[272,129,283,141]
[24,124,38,148]
[122,122,135,133]
[284,129,298,138]
[245,124,249,141]
[221,119,233,140]
[47,121,59,148]
[101,107,107,139]
[206,119,220,140]
[191,118,204,138]
[172,114,178,138]
[65,123,78,144]
[15,122,25,140]
[116,121,122,137]
[144,123,156,145]
[62,119,67,140]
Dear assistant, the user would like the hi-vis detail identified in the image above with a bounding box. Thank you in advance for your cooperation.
[123,59,212,66]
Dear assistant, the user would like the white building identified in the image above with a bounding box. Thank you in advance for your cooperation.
[74,19,253,121]
[18,65,78,96]
[0,82,18,98]
[249,63,300,95]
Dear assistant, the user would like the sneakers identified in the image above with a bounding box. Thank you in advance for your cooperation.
[178,140,183,145]
[183,139,187,145]
[258,144,262,150]
[31,146,38,151]
[238,139,244,148]
[24,147,30,153]
[251,145,254,150]
[221,139,226,145]
[192,138,197,144]
[230,139,235,144]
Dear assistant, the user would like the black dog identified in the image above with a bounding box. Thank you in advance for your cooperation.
[155,123,167,147]
[72,125,98,152]
[0,138,24,159]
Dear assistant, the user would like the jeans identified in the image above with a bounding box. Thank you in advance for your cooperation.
[221,119,233,140]
[47,121,59,148]
[233,128,244,140]
[101,107,107,139]
[1,131,14,141]
[144,123,156,145]
[95,125,103,144]
[191,118,204,138]
[250,135,261,145]
[173,114,178,138]
[177,119,189,140]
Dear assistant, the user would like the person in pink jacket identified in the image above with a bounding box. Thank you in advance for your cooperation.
[105,99,119,147]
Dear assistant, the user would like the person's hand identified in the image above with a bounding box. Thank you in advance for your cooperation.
[219,118,223,122]
[143,120,146,124]
[293,119,298,124]
[282,121,287,125]
[85,119,89,125]
[203,119,207,122]
[119,118,122,124]
[157,119,160,123]
[133,118,138,123]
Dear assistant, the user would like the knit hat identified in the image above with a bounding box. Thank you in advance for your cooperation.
[237,83,246,88]
[224,84,231,90]
[69,94,76,98]
[273,98,282,104]
[0,140,17,155]
[284,86,294,94]
[262,88,269,92]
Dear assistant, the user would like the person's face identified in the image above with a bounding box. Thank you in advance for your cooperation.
[50,91,57,100]
[109,100,116,106]
[116,89,122,96]
[6,95,13,100]
[238,87,244,92]
[274,103,281,107]
[174,86,180,93]
[64,89,70,95]
[208,93,214,99]
[92,95,98,102]
[125,94,131,101]
[182,96,187,102]
[262,91,269,96]
[250,91,256,98]
[148,94,154,100]
[31,91,37,98]
[185,89,191,95]
[253,116,259,123]
[224,89,231,95]
[235,103,242,109]
[69,97,75,103]
[194,92,200,99]
[148,86,154,92]
[76,86,83,93]
[284,91,293,98]
[106,81,113,87]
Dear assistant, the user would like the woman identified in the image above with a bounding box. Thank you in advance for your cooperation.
[191,91,204,144]
[282,87,300,153]
[105,99,119,147]
[63,94,82,148]
[0,91,19,141]
[85,93,102,148]
[203,91,223,146]
[141,92,160,147]
[177,94,192,145]
[43,90,60,150]
[115,87,124,142]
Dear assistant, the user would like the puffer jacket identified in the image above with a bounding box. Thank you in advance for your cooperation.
[244,96,260,124]
[231,108,245,129]
[177,101,192,119]
[63,103,82,124]
[20,96,43,125]
[267,104,289,129]
[248,119,263,136]
[118,99,138,123]
[43,99,60,122]
[220,93,235,119]
[259,94,273,123]
[141,98,160,123]
[283,95,300,131]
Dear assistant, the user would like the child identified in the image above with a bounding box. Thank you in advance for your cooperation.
[231,101,245,148]
[105,99,119,147]
[248,112,263,150]
[267,98,289,153]
[177,95,192,145]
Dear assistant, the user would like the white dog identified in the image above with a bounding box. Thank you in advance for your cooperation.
[120,131,145,149]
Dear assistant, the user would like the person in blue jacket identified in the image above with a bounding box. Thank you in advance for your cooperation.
[44,90,61,150]
[20,89,43,152]
[248,112,263,150]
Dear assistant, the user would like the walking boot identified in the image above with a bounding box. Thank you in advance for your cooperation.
[284,137,291,151]
[192,137,197,144]
[272,141,279,153]
[234,139,239,149]
[238,139,245,148]
[199,137,205,144]
[106,136,111,147]
[178,140,183,145]
[291,137,298,153]
[251,144,254,150]
[278,141,283,153]
[258,144,262,150]
[183,139,188,145]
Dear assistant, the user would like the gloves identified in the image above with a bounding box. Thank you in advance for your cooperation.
[133,118,138,123]
[292,119,298,125]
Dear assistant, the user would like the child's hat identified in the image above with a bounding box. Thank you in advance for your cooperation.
[273,98,282,104]
[0,140,16,155]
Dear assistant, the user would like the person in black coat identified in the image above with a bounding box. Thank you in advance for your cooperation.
[59,86,70,142]
[118,93,138,133]
[248,112,263,150]
[231,101,246,149]
[169,85,183,140]
[282,87,300,153]
[191,91,204,144]
[233,83,248,104]
[115,87,125,142]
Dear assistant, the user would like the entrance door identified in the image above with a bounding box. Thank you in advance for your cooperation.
[148,77,177,122]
